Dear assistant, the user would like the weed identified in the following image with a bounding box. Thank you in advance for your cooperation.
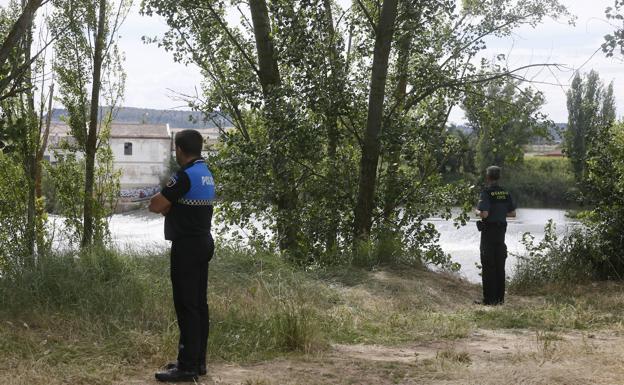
[436,348,472,364]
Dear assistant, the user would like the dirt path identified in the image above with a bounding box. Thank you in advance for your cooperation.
[125,328,624,385]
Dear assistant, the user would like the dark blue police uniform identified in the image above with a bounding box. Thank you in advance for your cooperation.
[161,158,215,372]
[477,184,516,305]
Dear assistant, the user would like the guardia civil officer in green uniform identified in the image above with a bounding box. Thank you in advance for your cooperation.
[475,166,516,306]
[149,129,216,382]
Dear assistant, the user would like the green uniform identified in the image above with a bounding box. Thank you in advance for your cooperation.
[477,184,516,305]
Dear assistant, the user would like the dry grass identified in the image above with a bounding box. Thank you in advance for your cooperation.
[3,248,624,384]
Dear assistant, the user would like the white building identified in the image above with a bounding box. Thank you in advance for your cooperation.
[46,123,172,199]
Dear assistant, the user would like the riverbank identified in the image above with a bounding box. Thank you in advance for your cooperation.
[1,247,624,384]
[87,207,576,283]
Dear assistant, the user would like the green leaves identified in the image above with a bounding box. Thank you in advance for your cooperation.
[145,0,568,267]
[463,76,553,173]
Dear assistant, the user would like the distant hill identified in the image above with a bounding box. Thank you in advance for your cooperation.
[50,107,232,129]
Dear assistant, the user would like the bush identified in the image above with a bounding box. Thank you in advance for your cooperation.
[0,152,29,274]
[510,220,612,293]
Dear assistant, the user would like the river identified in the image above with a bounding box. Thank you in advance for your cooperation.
[52,208,574,283]
[431,208,576,282]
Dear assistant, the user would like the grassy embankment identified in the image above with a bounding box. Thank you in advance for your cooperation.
[1,247,624,384]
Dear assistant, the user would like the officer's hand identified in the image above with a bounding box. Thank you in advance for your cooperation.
[149,193,172,214]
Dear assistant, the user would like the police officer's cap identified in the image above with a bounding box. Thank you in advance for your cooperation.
[486,166,501,180]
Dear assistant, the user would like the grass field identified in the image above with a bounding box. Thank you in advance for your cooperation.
[1,247,624,384]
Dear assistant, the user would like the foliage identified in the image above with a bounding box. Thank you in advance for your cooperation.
[581,121,624,278]
[44,152,84,243]
[564,70,615,183]
[603,0,624,58]
[463,77,553,172]
[0,152,29,276]
[0,0,56,269]
[512,123,624,288]
[44,141,120,246]
[441,125,478,178]
[50,0,130,247]
[143,0,569,268]
[510,220,597,291]
[504,157,576,208]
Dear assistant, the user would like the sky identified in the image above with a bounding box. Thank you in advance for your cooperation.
[1,0,623,124]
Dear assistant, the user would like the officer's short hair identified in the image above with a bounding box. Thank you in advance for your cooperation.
[486,166,501,181]
[175,130,203,157]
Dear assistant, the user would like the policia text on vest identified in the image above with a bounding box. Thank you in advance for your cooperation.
[475,166,516,306]
[149,130,216,382]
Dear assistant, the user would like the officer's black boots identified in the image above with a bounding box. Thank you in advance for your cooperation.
[155,366,198,382]
[163,361,207,376]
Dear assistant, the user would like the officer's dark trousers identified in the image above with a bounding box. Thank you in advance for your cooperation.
[170,235,214,371]
[480,223,507,305]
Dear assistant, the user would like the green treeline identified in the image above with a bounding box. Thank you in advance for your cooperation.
[498,157,576,208]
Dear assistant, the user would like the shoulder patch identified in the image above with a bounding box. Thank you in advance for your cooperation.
[166,175,178,188]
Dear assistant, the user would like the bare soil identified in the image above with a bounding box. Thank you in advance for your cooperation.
[127,328,624,385]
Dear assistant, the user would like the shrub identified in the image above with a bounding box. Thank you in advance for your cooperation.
[510,220,609,293]
[0,152,29,274]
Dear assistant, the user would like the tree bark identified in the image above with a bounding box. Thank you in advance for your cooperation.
[35,83,53,201]
[19,0,37,267]
[249,0,300,256]
[322,0,342,253]
[353,0,399,246]
[82,0,107,248]
[34,83,54,253]
[0,0,43,71]
[382,30,413,222]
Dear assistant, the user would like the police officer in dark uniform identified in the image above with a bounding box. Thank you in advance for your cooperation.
[149,129,216,382]
[475,166,516,306]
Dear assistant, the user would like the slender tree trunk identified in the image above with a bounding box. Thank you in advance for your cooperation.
[322,0,342,253]
[382,31,413,222]
[353,0,399,246]
[19,0,37,267]
[82,0,107,248]
[34,83,54,253]
[35,84,53,201]
[249,0,300,256]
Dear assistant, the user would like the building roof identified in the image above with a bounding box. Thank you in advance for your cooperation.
[49,122,171,140]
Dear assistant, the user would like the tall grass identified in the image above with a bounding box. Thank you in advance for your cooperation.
[3,244,624,384]
[0,246,329,367]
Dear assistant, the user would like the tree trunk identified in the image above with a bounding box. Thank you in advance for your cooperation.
[34,83,54,253]
[249,0,300,256]
[0,0,43,71]
[82,0,107,248]
[353,0,400,246]
[19,0,37,267]
[35,84,53,200]
[322,0,342,253]
[382,31,413,222]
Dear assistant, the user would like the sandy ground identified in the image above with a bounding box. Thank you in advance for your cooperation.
[126,328,624,385]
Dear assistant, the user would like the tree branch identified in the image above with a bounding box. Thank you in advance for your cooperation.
[194,2,260,76]
[355,0,378,34]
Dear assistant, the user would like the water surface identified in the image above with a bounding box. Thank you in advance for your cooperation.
[52,208,574,283]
